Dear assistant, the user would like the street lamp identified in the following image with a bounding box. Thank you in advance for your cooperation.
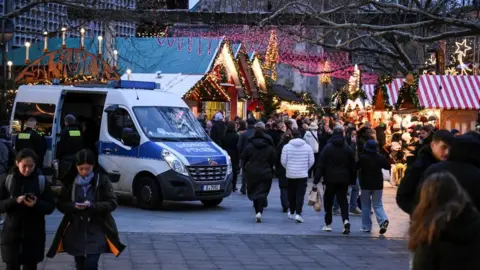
[126,69,132,80]
[1,18,14,122]
[113,49,118,69]
[7,61,12,79]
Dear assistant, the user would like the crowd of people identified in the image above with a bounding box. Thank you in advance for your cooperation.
[203,110,480,269]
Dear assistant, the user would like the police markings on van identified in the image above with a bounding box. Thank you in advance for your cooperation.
[11,80,233,210]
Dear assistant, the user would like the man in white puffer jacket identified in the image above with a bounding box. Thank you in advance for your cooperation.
[281,130,315,223]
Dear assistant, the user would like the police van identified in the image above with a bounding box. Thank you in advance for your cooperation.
[10,80,233,209]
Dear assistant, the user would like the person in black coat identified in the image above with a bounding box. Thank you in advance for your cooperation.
[241,123,276,223]
[47,149,125,269]
[0,149,55,270]
[314,127,356,234]
[374,123,387,149]
[275,123,290,213]
[221,122,240,192]
[423,132,480,211]
[357,140,391,234]
[210,113,227,146]
[396,130,454,215]
[410,172,480,270]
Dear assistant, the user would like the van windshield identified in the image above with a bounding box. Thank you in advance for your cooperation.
[133,106,209,141]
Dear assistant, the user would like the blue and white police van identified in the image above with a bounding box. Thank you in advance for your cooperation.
[10,80,233,209]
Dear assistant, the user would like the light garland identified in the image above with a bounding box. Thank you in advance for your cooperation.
[371,75,394,111]
[394,72,423,110]
[264,30,279,81]
[455,39,472,75]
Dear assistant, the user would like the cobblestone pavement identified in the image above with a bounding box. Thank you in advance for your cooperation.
[35,233,408,270]
[1,179,410,269]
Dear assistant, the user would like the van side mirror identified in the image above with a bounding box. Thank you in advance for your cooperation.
[104,105,119,113]
[121,128,140,147]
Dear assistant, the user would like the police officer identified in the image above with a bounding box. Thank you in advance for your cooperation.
[56,114,84,180]
[15,117,47,170]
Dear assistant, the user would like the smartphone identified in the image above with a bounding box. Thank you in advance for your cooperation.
[75,202,87,207]
[24,193,36,201]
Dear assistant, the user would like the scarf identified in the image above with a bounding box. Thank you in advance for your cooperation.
[75,172,95,194]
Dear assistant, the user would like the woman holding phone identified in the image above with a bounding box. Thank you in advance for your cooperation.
[0,148,55,270]
[47,149,125,270]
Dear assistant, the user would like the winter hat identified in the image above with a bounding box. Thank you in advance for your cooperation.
[254,122,265,130]
[309,123,318,130]
[364,140,378,153]
[451,129,460,136]
[214,112,224,121]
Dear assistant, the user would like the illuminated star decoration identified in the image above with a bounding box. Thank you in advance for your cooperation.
[424,54,436,66]
[455,39,472,75]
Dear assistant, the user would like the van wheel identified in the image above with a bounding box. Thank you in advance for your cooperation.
[135,177,162,210]
[201,199,223,207]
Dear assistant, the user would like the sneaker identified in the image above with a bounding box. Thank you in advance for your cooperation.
[350,208,362,215]
[282,208,288,213]
[379,220,389,235]
[255,213,262,223]
[333,208,341,215]
[360,228,371,233]
[295,214,304,223]
[322,225,332,232]
[343,220,351,235]
[288,212,295,220]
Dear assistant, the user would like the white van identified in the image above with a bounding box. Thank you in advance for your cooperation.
[10,81,233,209]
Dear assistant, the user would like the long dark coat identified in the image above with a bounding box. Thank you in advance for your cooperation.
[241,136,276,201]
[47,171,125,258]
[0,170,55,264]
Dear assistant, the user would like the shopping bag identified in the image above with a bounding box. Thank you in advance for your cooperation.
[313,191,322,212]
[382,169,391,182]
[308,189,318,206]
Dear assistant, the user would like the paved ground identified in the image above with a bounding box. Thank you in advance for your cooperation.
[1,178,410,269]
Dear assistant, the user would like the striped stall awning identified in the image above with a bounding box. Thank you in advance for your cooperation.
[363,84,376,102]
[418,75,480,110]
[385,78,404,106]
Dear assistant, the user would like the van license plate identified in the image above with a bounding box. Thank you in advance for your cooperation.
[202,185,221,191]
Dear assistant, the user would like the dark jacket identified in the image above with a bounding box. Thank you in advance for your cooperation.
[275,133,291,188]
[409,133,433,166]
[317,128,331,154]
[221,130,240,168]
[357,152,390,190]
[396,147,438,215]
[314,134,356,185]
[241,136,275,201]
[267,129,283,148]
[210,120,226,146]
[237,126,273,155]
[56,125,84,160]
[47,170,125,258]
[14,128,47,167]
[413,205,480,270]
[356,127,372,155]
[375,125,386,148]
[424,134,480,212]
[0,170,55,264]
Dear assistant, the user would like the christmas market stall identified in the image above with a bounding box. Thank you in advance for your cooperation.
[330,65,371,123]
[116,37,246,120]
[365,77,404,126]
[268,84,319,116]
[393,73,480,132]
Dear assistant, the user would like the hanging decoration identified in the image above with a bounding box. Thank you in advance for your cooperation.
[320,61,331,84]
[330,64,368,112]
[263,30,279,81]
[445,67,458,75]
[455,39,472,75]
[394,72,422,111]
[371,75,394,111]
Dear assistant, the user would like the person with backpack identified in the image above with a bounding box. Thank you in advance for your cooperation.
[14,118,47,172]
[0,148,55,270]
[47,149,125,269]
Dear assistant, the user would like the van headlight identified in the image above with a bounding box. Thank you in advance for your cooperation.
[162,149,188,176]
[227,155,232,175]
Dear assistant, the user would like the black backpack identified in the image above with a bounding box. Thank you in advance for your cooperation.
[2,143,15,171]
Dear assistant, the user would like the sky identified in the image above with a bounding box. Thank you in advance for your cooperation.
[189,0,198,8]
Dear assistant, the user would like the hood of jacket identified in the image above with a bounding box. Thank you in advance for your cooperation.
[448,133,480,168]
[304,130,317,138]
[329,134,345,147]
[288,138,307,147]
[438,205,480,244]
[249,136,272,149]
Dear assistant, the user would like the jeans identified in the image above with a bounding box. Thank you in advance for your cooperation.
[333,180,360,211]
[280,188,289,211]
[287,178,308,215]
[324,183,349,225]
[75,254,101,270]
[360,190,388,230]
[253,198,266,214]
[6,264,37,270]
